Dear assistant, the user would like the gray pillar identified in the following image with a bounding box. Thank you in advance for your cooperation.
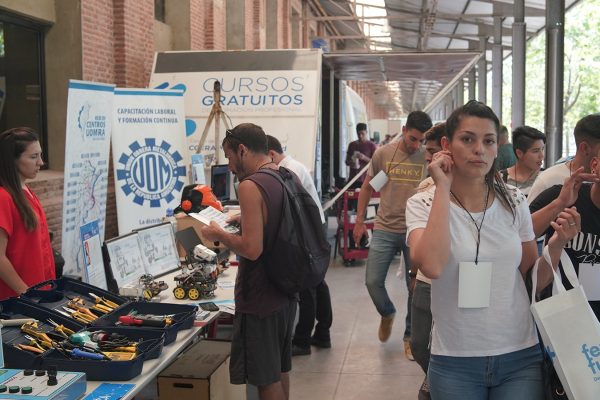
[468,68,476,100]
[329,69,335,188]
[545,0,565,165]
[478,37,487,103]
[512,0,526,129]
[492,17,503,123]
[457,78,464,107]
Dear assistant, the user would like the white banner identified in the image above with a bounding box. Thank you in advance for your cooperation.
[61,80,114,276]
[112,88,188,234]
[149,49,322,173]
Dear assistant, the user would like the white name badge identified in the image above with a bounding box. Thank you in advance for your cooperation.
[578,263,600,301]
[458,261,492,308]
[369,170,389,191]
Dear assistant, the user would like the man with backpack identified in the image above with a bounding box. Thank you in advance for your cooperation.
[266,135,333,356]
[200,123,297,400]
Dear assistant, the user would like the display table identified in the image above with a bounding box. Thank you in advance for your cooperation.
[84,265,237,399]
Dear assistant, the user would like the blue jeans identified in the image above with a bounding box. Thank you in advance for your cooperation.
[411,280,432,373]
[365,229,412,339]
[428,345,544,400]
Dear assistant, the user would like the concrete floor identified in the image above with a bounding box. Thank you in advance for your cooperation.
[288,249,424,400]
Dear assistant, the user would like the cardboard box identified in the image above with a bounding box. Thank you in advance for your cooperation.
[158,340,244,400]
[176,215,225,257]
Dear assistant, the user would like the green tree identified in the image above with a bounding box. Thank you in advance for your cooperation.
[505,0,600,156]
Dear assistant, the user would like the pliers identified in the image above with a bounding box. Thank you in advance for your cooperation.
[60,307,95,324]
[88,293,118,310]
[67,302,99,320]
[47,319,75,338]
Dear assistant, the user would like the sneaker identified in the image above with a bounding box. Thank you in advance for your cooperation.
[418,377,430,400]
[292,344,311,356]
[404,340,415,361]
[311,336,332,348]
[378,314,395,342]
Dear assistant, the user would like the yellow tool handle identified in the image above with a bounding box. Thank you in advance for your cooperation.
[92,305,111,314]
[112,346,137,353]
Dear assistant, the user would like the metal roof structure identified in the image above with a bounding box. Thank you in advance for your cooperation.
[309,0,581,117]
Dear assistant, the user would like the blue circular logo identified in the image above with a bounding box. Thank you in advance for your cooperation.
[116,138,186,207]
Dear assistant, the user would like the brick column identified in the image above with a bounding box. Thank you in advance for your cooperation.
[81,0,115,83]
[113,0,154,88]
[190,0,206,49]
[205,0,227,50]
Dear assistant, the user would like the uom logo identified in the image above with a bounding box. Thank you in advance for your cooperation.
[116,138,186,207]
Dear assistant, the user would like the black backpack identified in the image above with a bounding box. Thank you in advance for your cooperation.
[255,167,330,295]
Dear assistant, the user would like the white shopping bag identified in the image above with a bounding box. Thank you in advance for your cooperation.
[531,247,600,400]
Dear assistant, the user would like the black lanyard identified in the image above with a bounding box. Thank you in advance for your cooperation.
[385,140,411,174]
[450,184,491,265]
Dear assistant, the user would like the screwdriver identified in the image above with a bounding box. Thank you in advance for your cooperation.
[118,315,166,327]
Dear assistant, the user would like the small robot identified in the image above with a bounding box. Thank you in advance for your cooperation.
[173,244,218,300]
[139,274,169,300]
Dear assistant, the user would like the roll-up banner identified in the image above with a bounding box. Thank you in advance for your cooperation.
[149,49,322,176]
[61,80,114,276]
[111,88,187,234]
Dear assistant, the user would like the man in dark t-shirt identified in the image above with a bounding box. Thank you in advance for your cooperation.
[345,122,377,187]
[530,172,600,319]
[201,123,295,400]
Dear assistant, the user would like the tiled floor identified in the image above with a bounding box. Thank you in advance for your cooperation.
[289,229,424,400]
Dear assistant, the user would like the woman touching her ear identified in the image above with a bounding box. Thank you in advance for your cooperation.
[405,101,578,400]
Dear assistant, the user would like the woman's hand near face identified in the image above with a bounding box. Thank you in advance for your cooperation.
[428,150,454,190]
[547,207,580,250]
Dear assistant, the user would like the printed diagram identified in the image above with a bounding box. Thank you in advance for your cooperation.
[112,244,142,280]
[66,159,105,274]
[141,233,170,264]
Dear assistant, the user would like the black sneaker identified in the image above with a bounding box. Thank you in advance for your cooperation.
[418,377,430,400]
[311,337,332,348]
[292,344,311,356]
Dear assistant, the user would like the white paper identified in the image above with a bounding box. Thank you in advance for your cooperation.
[190,206,229,228]
[458,261,492,308]
[578,263,600,301]
[369,170,389,191]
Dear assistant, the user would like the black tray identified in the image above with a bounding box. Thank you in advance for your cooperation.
[90,301,197,345]
[22,277,128,322]
[0,298,85,370]
[41,327,164,381]
[0,298,166,380]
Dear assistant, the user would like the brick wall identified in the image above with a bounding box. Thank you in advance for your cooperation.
[205,0,227,50]
[28,172,65,252]
[81,0,116,84]
[113,0,155,88]
[245,0,265,50]
[279,0,290,48]
[190,0,206,49]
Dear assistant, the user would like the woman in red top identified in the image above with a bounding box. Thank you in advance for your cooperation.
[0,127,55,299]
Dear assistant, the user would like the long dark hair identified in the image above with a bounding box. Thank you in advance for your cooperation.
[0,127,40,230]
[445,100,516,218]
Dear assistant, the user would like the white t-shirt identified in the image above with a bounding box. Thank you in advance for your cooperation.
[278,155,325,224]
[406,185,538,357]
[527,162,570,202]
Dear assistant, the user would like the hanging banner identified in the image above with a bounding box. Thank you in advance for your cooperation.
[112,88,187,234]
[149,49,322,173]
[61,80,114,276]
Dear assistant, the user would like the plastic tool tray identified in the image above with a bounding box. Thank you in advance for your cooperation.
[0,298,165,380]
[90,301,197,345]
[23,277,127,310]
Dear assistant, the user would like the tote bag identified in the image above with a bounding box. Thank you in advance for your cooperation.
[531,246,600,400]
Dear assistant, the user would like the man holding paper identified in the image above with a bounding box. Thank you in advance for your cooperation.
[352,111,432,358]
[200,123,295,400]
